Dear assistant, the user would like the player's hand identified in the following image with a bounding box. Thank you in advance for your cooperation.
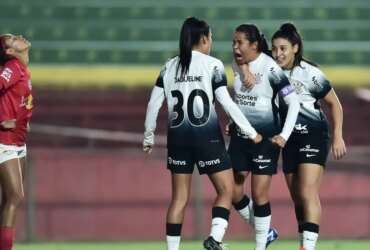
[240,64,256,90]
[331,136,346,160]
[0,119,16,129]
[271,135,286,148]
[143,131,154,154]
[225,121,233,136]
[252,133,263,144]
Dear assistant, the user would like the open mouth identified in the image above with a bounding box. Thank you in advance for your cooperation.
[234,52,243,61]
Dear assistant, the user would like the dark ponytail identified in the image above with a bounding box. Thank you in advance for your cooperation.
[235,24,270,55]
[0,35,9,66]
[177,17,210,77]
[272,22,316,67]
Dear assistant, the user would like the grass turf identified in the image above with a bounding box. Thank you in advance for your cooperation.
[14,240,370,250]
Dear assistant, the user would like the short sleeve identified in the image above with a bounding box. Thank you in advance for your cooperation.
[268,64,292,94]
[309,67,332,99]
[211,60,228,91]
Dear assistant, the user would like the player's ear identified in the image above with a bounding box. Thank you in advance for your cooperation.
[5,48,15,56]
[200,35,208,45]
[293,44,299,54]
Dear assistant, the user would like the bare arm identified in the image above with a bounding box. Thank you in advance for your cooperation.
[321,89,346,160]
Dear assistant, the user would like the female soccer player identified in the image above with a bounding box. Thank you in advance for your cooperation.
[228,24,300,250]
[271,23,346,250]
[0,34,33,250]
[143,17,262,250]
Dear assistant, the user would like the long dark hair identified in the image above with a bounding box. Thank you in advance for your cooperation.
[177,17,210,77]
[0,35,10,66]
[235,24,270,55]
[272,23,316,67]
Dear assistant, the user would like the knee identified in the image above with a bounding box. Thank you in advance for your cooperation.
[5,190,24,208]
[299,186,318,203]
[252,189,269,205]
[171,195,190,210]
[218,181,234,199]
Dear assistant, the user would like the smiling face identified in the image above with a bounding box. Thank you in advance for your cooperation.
[232,31,258,64]
[271,37,298,70]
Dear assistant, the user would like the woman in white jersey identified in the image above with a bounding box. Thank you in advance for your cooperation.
[143,17,261,250]
[271,23,346,250]
[227,24,300,250]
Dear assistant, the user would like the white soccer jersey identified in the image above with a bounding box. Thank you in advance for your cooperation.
[145,50,257,147]
[283,61,332,134]
[232,53,298,139]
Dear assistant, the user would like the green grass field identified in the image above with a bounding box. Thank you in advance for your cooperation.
[14,240,370,250]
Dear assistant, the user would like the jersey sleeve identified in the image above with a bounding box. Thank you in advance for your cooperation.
[309,67,332,99]
[0,61,21,91]
[155,63,167,88]
[144,86,165,134]
[211,60,228,91]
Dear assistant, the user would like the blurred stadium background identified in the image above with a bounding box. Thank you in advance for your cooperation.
[1,0,370,249]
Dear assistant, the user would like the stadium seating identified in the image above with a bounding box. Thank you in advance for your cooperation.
[1,0,369,64]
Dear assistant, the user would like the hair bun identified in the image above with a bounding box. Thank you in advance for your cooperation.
[280,23,297,33]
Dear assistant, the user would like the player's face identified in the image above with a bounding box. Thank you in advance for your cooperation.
[4,34,31,53]
[233,31,258,64]
[272,38,297,69]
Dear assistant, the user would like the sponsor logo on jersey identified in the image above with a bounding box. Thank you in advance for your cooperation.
[253,155,271,163]
[235,93,258,106]
[306,154,316,158]
[168,157,186,166]
[294,123,308,134]
[198,158,221,168]
[258,165,269,169]
[0,67,13,82]
[299,144,319,153]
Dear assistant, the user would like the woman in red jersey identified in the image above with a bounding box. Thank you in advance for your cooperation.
[0,34,33,250]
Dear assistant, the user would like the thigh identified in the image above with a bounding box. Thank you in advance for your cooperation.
[251,140,280,175]
[167,147,195,174]
[195,144,231,175]
[297,163,324,193]
[0,158,24,197]
[228,136,252,173]
[170,173,193,201]
[251,174,272,202]
[208,168,234,195]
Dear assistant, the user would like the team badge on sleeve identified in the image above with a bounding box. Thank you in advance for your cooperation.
[0,68,13,82]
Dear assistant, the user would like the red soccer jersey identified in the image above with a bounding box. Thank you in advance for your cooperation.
[0,58,33,146]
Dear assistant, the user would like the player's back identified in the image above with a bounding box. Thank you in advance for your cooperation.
[160,51,225,148]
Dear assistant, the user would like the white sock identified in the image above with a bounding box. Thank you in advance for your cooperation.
[166,235,181,250]
[299,232,303,247]
[210,217,228,243]
[237,199,254,226]
[254,215,271,250]
[302,231,318,250]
